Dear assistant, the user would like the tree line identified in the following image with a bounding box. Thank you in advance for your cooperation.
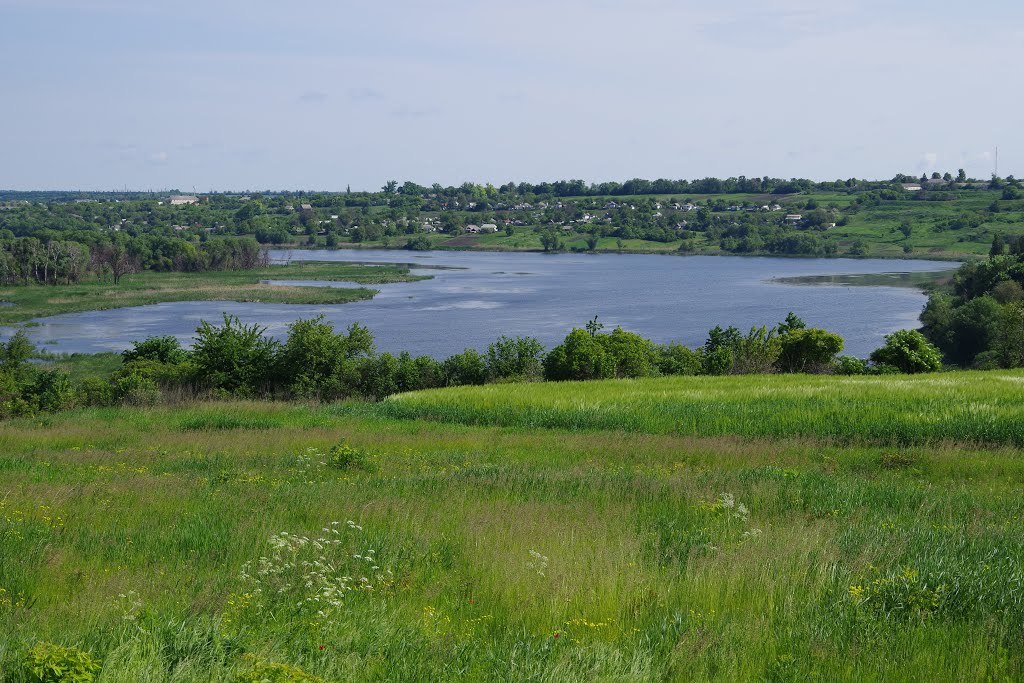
[2,312,945,419]
[0,235,268,285]
[921,246,1024,369]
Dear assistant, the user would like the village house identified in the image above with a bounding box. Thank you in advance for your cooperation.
[465,224,480,234]
[480,223,498,232]
[901,183,922,192]
[169,195,199,205]
[784,214,803,224]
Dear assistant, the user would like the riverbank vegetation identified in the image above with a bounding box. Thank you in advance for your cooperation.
[2,374,1023,681]
[3,171,1023,263]
[1,306,942,419]
[0,261,426,325]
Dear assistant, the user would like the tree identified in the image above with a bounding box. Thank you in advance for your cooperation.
[93,243,139,284]
[703,325,741,375]
[869,330,942,373]
[945,296,1002,366]
[957,168,967,182]
[990,234,1006,258]
[655,342,702,375]
[442,349,487,386]
[122,336,186,365]
[486,335,544,381]
[776,328,844,373]
[730,326,781,374]
[190,314,280,395]
[777,312,806,335]
[539,229,562,252]
[543,328,614,381]
[994,303,1024,368]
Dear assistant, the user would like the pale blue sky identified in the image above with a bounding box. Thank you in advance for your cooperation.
[1,0,1021,191]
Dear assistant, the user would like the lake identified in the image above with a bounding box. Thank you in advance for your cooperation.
[12,250,957,358]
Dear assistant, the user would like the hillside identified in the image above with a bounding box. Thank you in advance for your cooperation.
[2,371,1023,681]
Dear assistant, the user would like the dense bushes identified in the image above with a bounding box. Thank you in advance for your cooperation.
[921,252,1024,368]
[0,308,951,416]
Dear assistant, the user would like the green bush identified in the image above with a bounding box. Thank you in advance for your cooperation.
[776,328,845,373]
[122,335,185,365]
[442,348,487,386]
[543,328,614,381]
[869,330,943,374]
[655,342,703,376]
[327,442,372,471]
[112,372,162,406]
[834,355,868,375]
[486,335,544,382]
[78,377,114,406]
[25,369,76,413]
[21,642,102,683]
[190,314,280,396]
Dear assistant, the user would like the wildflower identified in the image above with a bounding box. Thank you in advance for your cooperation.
[319,645,325,650]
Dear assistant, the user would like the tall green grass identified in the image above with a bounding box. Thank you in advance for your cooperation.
[1,384,1023,680]
[379,370,1024,446]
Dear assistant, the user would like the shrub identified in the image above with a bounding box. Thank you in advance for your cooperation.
[776,328,845,373]
[545,327,659,381]
[656,342,703,376]
[358,353,399,400]
[326,442,372,471]
[277,316,370,399]
[600,327,659,378]
[834,355,868,375]
[543,328,614,381]
[995,303,1024,368]
[729,326,780,374]
[25,369,76,413]
[112,372,162,406]
[78,377,114,407]
[869,330,943,374]
[2,330,35,377]
[122,335,185,365]
[486,335,544,381]
[702,325,741,375]
[190,314,280,396]
[21,642,102,683]
[395,352,443,392]
[442,348,487,386]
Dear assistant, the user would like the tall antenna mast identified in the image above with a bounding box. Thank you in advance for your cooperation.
[995,146,999,178]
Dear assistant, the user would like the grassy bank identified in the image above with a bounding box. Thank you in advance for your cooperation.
[2,371,1024,681]
[379,371,1024,446]
[0,262,428,326]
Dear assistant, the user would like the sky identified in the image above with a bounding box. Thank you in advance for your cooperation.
[1,0,1021,191]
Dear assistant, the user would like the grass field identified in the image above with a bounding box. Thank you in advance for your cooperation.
[2,371,1024,681]
[0,262,428,326]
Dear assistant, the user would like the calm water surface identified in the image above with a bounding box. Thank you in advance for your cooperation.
[10,250,957,358]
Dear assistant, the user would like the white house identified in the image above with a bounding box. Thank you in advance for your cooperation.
[480,223,498,232]
[465,224,480,234]
[784,214,802,224]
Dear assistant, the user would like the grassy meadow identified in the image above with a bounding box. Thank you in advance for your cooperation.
[0,262,427,326]
[2,371,1024,681]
